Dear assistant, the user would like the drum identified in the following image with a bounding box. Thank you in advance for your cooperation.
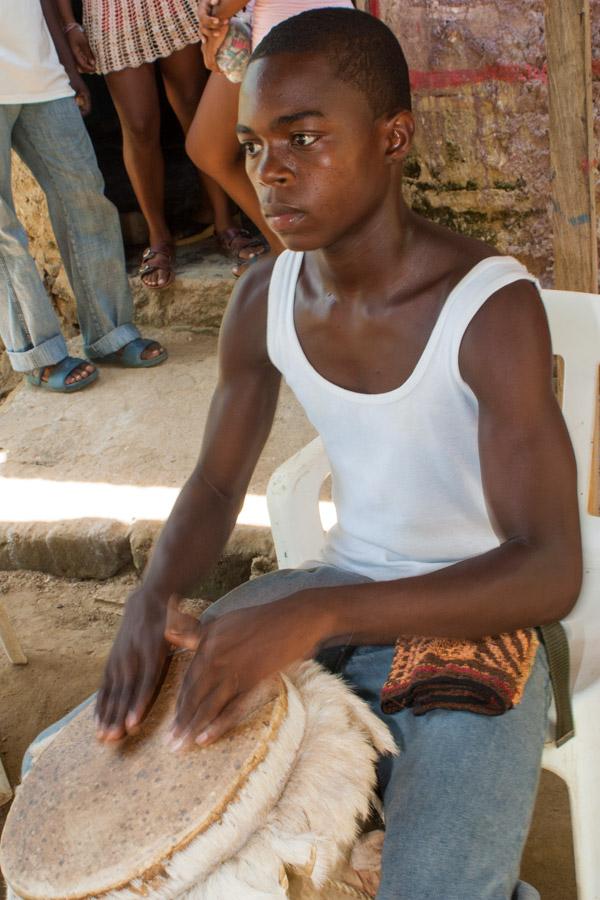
[1,652,395,899]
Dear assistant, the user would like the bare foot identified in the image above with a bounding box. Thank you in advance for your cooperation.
[117,340,165,362]
[40,360,96,386]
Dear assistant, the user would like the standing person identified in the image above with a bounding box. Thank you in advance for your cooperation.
[0,0,166,394]
[57,0,249,289]
[186,0,354,275]
[91,10,581,899]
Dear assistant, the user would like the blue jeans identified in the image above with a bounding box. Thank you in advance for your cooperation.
[0,97,139,372]
[23,566,550,900]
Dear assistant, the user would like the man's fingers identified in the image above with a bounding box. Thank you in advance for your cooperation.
[170,684,232,749]
[195,679,280,747]
[164,595,202,650]
[126,653,170,732]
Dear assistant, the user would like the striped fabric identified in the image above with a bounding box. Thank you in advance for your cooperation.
[381,629,539,717]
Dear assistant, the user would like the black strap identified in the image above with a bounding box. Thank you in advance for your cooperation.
[537,622,575,747]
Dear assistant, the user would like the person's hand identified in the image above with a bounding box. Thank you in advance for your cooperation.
[201,26,228,71]
[164,593,328,749]
[66,27,96,73]
[68,70,92,116]
[95,588,171,742]
[199,0,228,41]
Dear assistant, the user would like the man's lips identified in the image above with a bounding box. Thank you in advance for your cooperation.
[262,205,306,233]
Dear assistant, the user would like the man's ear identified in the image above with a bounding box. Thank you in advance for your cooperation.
[383,110,414,163]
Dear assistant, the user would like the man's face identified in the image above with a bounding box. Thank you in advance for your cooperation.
[238,53,394,252]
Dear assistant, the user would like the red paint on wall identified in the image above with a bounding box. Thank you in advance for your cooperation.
[410,59,600,91]
[410,64,548,90]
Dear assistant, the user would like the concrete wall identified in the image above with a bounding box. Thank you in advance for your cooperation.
[381,0,600,286]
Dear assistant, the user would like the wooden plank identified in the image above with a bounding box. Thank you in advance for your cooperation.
[0,756,12,806]
[0,602,27,665]
[544,0,598,293]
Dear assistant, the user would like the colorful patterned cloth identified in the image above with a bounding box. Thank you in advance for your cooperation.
[381,629,539,716]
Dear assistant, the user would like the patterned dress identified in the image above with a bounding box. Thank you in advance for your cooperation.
[83,0,201,74]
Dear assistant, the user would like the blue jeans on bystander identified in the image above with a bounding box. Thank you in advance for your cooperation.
[0,96,139,372]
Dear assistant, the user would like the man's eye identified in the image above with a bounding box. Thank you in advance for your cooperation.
[291,134,319,148]
[242,141,260,157]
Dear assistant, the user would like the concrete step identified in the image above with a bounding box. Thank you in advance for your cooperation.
[128,236,236,332]
[0,328,316,586]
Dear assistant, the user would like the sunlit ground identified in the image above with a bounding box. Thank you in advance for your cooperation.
[0,476,337,529]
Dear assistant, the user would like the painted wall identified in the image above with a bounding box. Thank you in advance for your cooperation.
[379,0,600,286]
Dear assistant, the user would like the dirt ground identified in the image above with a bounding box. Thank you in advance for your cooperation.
[0,570,577,899]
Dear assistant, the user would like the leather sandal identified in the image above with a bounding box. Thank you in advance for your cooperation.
[139,242,175,290]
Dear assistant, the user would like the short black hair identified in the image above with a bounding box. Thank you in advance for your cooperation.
[250,8,412,118]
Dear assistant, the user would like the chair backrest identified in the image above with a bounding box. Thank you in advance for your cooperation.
[541,290,600,692]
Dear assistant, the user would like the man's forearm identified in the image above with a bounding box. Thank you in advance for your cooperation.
[139,470,243,604]
[307,538,581,647]
[40,0,77,75]
[55,0,76,25]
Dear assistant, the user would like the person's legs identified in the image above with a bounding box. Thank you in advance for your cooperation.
[185,72,284,256]
[104,64,173,288]
[0,103,75,375]
[12,97,155,361]
[159,44,233,236]
[337,643,550,900]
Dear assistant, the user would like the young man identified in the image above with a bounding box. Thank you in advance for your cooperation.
[0,0,166,393]
[94,10,581,898]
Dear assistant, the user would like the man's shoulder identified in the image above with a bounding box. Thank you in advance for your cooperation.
[228,253,279,318]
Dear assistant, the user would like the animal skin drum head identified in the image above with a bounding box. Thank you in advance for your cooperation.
[0,652,290,900]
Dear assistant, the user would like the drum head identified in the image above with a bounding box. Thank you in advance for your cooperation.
[1,652,288,900]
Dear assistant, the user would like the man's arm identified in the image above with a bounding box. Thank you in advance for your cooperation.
[95,259,280,740]
[164,280,582,749]
[40,0,91,113]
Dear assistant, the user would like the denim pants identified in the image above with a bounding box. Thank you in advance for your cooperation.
[0,96,139,372]
[23,566,549,900]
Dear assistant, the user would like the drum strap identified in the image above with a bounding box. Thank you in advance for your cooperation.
[537,622,575,747]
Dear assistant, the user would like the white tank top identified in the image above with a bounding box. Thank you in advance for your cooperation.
[267,251,539,582]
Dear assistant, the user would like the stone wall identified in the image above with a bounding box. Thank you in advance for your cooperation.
[381,0,600,285]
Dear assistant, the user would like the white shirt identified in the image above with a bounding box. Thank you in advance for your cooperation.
[0,0,74,104]
[267,252,539,582]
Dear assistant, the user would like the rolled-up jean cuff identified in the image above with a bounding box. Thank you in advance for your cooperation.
[6,333,68,372]
[84,322,140,359]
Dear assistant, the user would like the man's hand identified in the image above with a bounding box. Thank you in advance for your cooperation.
[95,589,170,741]
[164,594,328,749]
[66,27,96,73]
[68,70,92,115]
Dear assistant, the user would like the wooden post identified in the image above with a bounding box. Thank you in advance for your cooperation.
[0,757,12,807]
[0,602,27,665]
[544,0,598,293]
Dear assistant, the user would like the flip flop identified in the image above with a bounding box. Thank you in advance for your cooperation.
[87,338,168,368]
[26,356,98,393]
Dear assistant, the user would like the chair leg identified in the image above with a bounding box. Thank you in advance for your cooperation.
[543,686,600,900]
[0,755,12,806]
[0,601,27,665]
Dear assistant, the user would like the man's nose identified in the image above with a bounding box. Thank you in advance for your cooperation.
[256,148,291,186]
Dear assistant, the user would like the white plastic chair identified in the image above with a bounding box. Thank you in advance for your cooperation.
[266,289,600,900]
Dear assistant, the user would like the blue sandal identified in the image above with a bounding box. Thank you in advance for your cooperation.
[87,338,168,369]
[26,356,98,393]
